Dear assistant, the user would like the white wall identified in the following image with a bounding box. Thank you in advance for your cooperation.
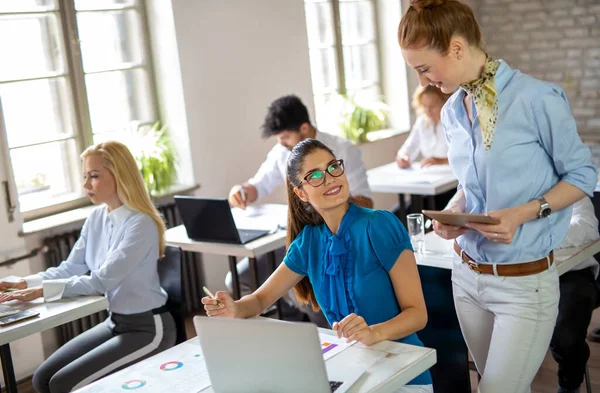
[168,0,317,289]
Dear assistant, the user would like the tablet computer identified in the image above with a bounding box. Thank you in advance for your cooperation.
[0,310,40,326]
[422,210,500,227]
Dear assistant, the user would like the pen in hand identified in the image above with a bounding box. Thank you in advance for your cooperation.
[202,286,221,306]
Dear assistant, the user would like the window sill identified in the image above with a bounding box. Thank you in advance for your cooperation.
[20,183,199,236]
[362,128,410,144]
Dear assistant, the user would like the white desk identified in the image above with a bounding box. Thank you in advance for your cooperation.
[367,162,458,196]
[74,328,436,393]
[415,231,600,275]
[0,296,109,393]
[166,204,288,316]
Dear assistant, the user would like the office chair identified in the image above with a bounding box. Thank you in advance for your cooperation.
[158,245,187,344]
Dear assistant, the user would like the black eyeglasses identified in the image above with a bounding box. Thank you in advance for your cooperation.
[297,159,345,188]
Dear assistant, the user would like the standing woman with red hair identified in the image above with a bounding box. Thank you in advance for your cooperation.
[398,1,596,392]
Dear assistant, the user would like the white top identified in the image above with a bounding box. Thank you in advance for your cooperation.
[556,197,599,277]
[248,131,371,199]
[397,114,448,162]
[25,205,168,314]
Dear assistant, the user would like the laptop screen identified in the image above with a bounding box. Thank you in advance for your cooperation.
[174,197,241,243]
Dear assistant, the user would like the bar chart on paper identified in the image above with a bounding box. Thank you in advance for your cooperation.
[319,333,356,361]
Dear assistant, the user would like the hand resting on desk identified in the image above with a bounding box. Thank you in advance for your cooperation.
[0,287,43,303]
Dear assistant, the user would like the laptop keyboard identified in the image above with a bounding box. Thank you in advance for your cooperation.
[330,381,343,392]
[238,229,269,244]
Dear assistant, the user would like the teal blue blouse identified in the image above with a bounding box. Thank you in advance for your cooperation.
[284,203,432,385]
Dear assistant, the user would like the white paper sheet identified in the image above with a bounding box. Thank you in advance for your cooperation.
[75,342,211,393]
[231,203,288,231]
[319,332,356,361]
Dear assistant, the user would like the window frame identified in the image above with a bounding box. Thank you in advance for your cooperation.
[306,0,386,126]
[0,0,160,221]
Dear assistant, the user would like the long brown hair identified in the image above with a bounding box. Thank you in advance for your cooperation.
[398,0,483,53]
[285,139,338,311]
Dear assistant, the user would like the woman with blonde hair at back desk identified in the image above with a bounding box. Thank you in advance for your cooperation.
[398,0,596,392]
[396,84,451,169]
[0,141,176,393]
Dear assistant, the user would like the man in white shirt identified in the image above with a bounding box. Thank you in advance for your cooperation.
[226,95,373,324]
[229,95,373,210]
[550,197,599,393]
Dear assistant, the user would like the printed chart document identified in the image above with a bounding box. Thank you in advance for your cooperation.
[319,332,356,361]
[75,341,210,393]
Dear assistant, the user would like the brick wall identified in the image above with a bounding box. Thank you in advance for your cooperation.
[473,0,600,136]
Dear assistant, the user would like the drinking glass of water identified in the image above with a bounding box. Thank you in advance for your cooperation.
[407,213,425,254]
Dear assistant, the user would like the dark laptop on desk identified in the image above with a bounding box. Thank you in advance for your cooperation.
[174,196,270,244]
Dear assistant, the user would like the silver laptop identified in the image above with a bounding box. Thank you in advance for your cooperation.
[194,317,364,393]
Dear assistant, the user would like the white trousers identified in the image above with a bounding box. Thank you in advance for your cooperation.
[451,254,559,393]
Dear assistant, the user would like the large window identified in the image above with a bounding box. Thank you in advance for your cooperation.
[304,0,383,130]
[0,0,156,218]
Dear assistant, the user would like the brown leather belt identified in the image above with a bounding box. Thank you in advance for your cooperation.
[453,242,554,277]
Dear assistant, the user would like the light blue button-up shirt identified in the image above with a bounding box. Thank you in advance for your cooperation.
[442,60,597,263]
[25,205,167,314]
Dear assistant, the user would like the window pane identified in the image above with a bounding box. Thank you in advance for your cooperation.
[77,10,144,72]
[0,13,64,81]
[304,1,334,48]
[0,0,57,12]
[343,43,379,90]
[11,139,81,211]
[0,78,74,148]
[347,85,381,103]
[85,68,154,134]
[75,0,135,11]
[340,1,375,45]
[309,47,338,94]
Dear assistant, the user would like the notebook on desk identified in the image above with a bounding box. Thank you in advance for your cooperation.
[174,196,270,244]
[194,317,365,393]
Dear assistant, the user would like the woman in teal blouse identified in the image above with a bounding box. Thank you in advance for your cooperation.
[203,139,432,389]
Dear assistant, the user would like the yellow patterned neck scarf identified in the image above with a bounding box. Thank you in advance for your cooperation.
[460,55,501,151]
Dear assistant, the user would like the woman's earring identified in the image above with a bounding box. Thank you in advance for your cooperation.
[457,54,462,60]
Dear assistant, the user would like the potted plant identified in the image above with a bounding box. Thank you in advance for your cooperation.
[338,94,389,143]
[133,121,178,196]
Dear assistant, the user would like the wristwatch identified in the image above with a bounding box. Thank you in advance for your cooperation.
[536,196,551,219]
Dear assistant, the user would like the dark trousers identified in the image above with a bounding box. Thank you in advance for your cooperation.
[549,267,597,389]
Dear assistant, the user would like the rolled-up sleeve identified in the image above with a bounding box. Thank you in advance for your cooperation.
[535,87,597,197]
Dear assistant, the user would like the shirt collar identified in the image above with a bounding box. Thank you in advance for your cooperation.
[107,204,134,227]
[447,60,512,115]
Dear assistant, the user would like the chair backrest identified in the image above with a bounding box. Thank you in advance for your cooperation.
[158,245,187,344]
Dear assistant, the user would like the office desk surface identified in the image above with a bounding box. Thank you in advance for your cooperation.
[367,162,458,196]
[0,295,108,346]
[166,225,286,259]
[415,232,600,276]
[75,328,435,393]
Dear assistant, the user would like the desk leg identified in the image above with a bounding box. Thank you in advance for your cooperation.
[0,343,17,393]
[249,257,260,291]
[228,256,241,300]
[396,194,407,226]
[268,251,284,320]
